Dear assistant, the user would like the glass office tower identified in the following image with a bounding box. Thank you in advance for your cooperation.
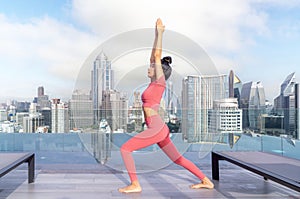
[274,72,299,139]
[240,81,266,131]
[182,75,228,142]
[91,52,114,125]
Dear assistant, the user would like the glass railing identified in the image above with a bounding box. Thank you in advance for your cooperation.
[0,132,299,162]
[0,133,85,152]
[211,133,300,160]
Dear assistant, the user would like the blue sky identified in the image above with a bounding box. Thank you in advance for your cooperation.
[1,0,300,102]
[0,0,70,21]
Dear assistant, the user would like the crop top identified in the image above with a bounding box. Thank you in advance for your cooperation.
[141,75,166,111]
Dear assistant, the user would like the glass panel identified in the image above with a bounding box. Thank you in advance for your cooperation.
[0,133,15,151]
[282,137,300,160]
[261,135,282,155]
[0,132,299,164]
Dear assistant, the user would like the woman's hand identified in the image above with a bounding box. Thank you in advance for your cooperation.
[156,18,165,35]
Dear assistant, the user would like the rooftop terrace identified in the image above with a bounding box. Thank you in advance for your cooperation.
[0,133,300,198]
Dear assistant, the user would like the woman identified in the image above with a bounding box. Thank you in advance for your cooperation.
[118,18,214,193]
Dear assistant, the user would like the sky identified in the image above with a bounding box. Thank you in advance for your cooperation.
[1,0,300,103]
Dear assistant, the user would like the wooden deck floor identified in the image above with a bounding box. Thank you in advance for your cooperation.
[0,151,299,199]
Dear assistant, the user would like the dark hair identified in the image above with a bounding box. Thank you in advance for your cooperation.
[161,56,172,80]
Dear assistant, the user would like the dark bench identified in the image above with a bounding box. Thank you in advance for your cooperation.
[0,152,35,183]
[212,151,300,192]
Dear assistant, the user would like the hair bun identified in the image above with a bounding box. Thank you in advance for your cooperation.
[161,56,172,80]
[162,56,172,65]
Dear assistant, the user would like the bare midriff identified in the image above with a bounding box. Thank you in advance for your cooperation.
[143,107,158,118]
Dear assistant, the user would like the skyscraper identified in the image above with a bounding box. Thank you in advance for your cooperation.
[40,108,51,132]
[240,81,266,130]
[273,72,299,139]
[34,86,51,110]
[23,113,44,133]
[229,70,234,98]
[233,74,242,107]
[100,90,128,132]
[209,98,242,134]
[38,86,44,97]
[128,91,143,132]
[181,74,228,142]
[228,70,242,106]
[166,81,175,114]
[51,99,69,133]
[69,89,93,130]
[91,52,114,125]
[23,103,44,133]
[16,101,31,112]
[0,109,7,122]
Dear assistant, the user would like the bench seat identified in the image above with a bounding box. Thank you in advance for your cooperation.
[212,151,300,192]
[0,152,35,183]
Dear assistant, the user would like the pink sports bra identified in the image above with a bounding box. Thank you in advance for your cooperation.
[141,76,166,111]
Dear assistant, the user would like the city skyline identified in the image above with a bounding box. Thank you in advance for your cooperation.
[1,1,300,101]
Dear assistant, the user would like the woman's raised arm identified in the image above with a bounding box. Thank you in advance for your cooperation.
[152,18,165,80]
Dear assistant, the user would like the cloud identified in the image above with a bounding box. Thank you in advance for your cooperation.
[70,0,272,83]
[1,0,299,101]
[0,14,98,99]
[71,0,269,52]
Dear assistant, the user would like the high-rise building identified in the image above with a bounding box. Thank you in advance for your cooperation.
[164,81,180,129]
[273,72,299,139]
[34,86,51,110]
[23,113,44,133]
[181,74,228,142]
[16,101,31,112]
[7,105,16,122]
[37,95,51,110]
[16,112,29,125]
[258,114,284,136]
[91,52,114,125]
[40,108,51,132]
[0,109,7,122]
[229,70,234,98]
[228,70,242,107]
[69,89,93,130]
[233,74,242,107]
[240,81,266,130]
[166,81,176,114]
[92,119,112,164]
[100,90,128,132]
[51,99,69,133]
[209,98,242,134]
[38,86,44,97]
[128,91,143,132]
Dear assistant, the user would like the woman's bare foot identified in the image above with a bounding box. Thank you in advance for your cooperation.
[118,180,142,193]
[190,177,214,189]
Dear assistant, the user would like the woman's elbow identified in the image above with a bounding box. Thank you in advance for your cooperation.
[150,57,155,63]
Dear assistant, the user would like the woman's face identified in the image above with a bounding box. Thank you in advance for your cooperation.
[148,65,155,78]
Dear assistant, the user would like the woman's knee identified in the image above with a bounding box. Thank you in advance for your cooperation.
[120,143,132,153]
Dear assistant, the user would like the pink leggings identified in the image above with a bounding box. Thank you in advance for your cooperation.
[120,115,206,182]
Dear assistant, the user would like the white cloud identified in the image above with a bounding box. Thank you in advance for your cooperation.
[0,14,99,99]
[1,0,299,101]
[71,0,269,53]
[70,0,272,86]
